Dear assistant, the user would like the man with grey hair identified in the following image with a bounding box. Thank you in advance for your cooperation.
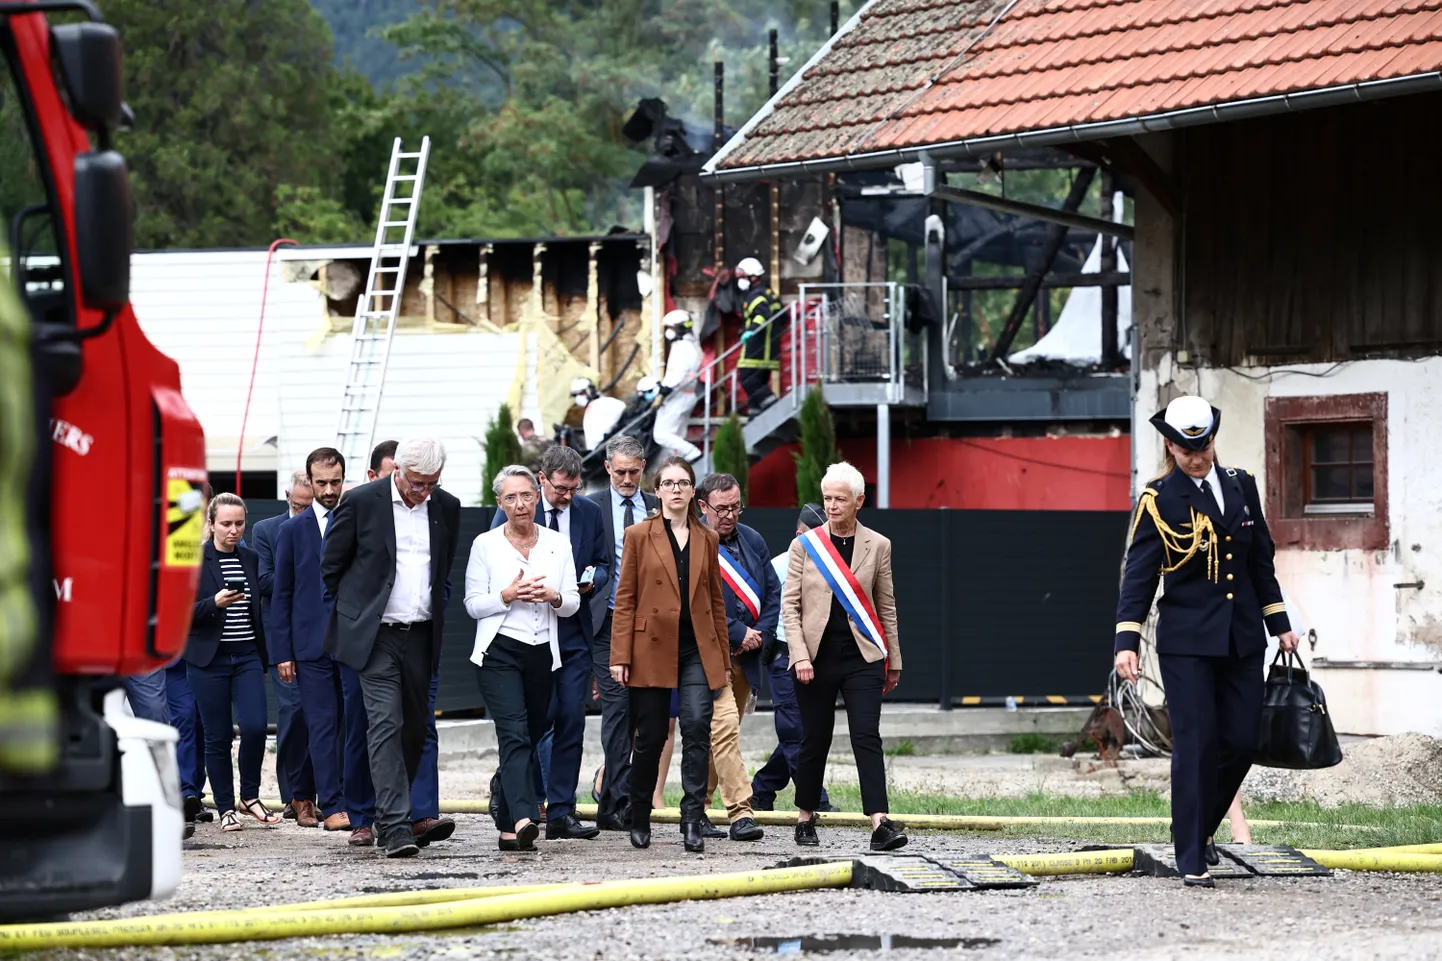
[585,433,657,830]
[251,468,315,819]
[323,436,462,858]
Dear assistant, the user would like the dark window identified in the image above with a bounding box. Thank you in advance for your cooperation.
[1304,423,1374,513]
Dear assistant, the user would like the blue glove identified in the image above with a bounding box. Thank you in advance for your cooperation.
[644,390,658,402]
[740,330,754,343]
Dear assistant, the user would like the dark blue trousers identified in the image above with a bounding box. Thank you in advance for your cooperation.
[1159,648,1264,876]
[752,653,830,808]
[270,666,314,804]
[545,636,591,817]
[165,660,205,800]
[410,672,441,822]
[340,663,376,829]
[296,658,346,817]
[186,646,268,814]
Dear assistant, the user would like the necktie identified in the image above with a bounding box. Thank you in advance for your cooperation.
[320,511,329,540]
[1199,479,1218,514]
[548,508,560,532]
[623,497,635,530]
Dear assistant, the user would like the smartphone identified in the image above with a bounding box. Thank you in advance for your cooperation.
[224,578,247,593]
[579,566,595,585]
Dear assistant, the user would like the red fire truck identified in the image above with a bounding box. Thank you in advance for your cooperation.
[1,0,204,919]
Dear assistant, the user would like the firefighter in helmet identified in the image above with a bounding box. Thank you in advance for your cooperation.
[570,377,626,454]
[734,257,785,414]
[652,309,702,463]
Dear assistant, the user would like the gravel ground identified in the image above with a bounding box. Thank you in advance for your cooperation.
[37,806,1442,961]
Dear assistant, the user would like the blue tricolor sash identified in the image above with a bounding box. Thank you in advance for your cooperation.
[799,527,888,664]
[717,547,761,621]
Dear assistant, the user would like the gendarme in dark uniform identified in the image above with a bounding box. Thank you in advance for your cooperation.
[1114,395,1297,886]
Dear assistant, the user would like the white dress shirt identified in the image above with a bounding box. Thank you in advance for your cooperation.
[313,501,332,539]
[464,525,580,669]
[1193,464,1225,515]
[382,478,433,624]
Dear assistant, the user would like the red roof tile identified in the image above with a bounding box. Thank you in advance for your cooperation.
[714,0,1442,172]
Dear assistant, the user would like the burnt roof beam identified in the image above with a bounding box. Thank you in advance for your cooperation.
[986,166,1098,362]
[925,174,1132,240]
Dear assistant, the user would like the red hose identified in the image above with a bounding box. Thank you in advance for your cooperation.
[235,239,297,495]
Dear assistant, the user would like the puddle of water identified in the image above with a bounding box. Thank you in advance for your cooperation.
[715,934,1000,953]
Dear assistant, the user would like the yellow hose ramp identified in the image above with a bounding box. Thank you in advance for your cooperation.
[0,863,852,952]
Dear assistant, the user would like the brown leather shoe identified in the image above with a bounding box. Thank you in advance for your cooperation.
[348,826,375,847]
[293,800,320,828]
[323,811,352,831]
[411,816,456,847]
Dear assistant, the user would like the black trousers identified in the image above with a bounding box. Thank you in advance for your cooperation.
[794,637,888,815]
[591,609,632,817]
[1158,646,1263,876]
[628,644,713,824]
[476,634,554,831]
[356,624,433,842]
[738,368,775,409]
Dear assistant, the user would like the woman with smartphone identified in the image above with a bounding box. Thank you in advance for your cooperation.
[183,493,281,832]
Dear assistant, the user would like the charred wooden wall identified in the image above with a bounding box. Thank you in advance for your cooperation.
[1178,92,1442,367]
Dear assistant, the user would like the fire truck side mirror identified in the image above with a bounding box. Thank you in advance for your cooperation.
[50,22,125,131]
[73,150,132,310]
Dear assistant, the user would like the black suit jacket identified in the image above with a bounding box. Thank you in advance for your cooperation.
[587,487,658,627]
[321,476,462,673]
[250,511,287,633]
[1115,465,1290,658]
[185,541,268,669]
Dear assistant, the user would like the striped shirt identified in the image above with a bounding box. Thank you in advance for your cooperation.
[216,555,255,646]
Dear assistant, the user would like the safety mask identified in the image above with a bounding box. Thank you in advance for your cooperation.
[665,328,677,341]
[573,394,591,409]
[737,277,752,291]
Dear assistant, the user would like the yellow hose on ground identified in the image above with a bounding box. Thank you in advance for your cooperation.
[216,799,1370,833]
[1301,851,1442,873]
[0,863,852,952]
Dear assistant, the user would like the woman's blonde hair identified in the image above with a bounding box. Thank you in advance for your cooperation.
[204,492,245,541]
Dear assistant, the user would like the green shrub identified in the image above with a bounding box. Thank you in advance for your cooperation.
[711,413,748,498]
[481,403,523,507]
[793,388,839,507]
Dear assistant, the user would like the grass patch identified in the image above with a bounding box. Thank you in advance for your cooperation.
[884,739,917,757]
[660,785,1442,852]
[1007,734,1060,754]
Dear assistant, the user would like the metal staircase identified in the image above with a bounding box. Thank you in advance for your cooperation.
[334,136,431,482]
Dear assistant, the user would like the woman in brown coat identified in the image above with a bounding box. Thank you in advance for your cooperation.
[610,456,730,853]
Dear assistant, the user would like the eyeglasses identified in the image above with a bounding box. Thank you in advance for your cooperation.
[544,478,581,495]
[658,479,693,491]
[708,504,742,517]
[500,490,538,507]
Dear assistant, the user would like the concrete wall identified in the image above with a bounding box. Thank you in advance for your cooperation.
[1130,134,1442,737]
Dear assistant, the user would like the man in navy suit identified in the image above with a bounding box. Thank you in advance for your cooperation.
[271,448,355,833]
[489,445,610,838]
[251,469,315,821]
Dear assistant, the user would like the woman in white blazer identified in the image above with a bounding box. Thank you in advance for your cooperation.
[465,465,580,851]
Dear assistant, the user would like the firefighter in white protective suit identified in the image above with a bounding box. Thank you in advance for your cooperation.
[571,377,626,454]
[652,308,703,463]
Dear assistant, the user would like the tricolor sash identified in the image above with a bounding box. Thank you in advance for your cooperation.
[799,527,888,661]
[717,547,761,621]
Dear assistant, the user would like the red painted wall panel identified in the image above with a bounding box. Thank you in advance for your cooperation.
[746,435,1132,511]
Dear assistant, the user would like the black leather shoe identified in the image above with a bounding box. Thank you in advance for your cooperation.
[682,821,706,853]
[1183,874,1215,888]
[596,811,629,832]
[1205,841,1220,866]
[282,802,297,821]
[870,818,908,852]
[795,816,819,846]
[729,817,764,841]
[488,770,502,824]
[516,822,540,851]
[184,795,202,824]
[630,826,651,849]
[546,813,601,841]
[384,830,420,858]
[696,814,726,839]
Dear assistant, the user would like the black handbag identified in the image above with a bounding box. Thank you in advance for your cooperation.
[1254,651,1343,770]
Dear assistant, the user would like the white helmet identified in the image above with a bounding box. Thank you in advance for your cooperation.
[663,308,693,340]
[570,377,596,408]
[636,375,660,395]
[735,257,764,278]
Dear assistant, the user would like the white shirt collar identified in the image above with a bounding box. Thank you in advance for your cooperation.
[314,502,331,520]
[542,492,567,515]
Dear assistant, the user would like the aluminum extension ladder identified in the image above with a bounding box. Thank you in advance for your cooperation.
[334,135,430,482]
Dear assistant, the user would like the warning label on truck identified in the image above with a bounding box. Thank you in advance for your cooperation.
[164,468,207,568]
